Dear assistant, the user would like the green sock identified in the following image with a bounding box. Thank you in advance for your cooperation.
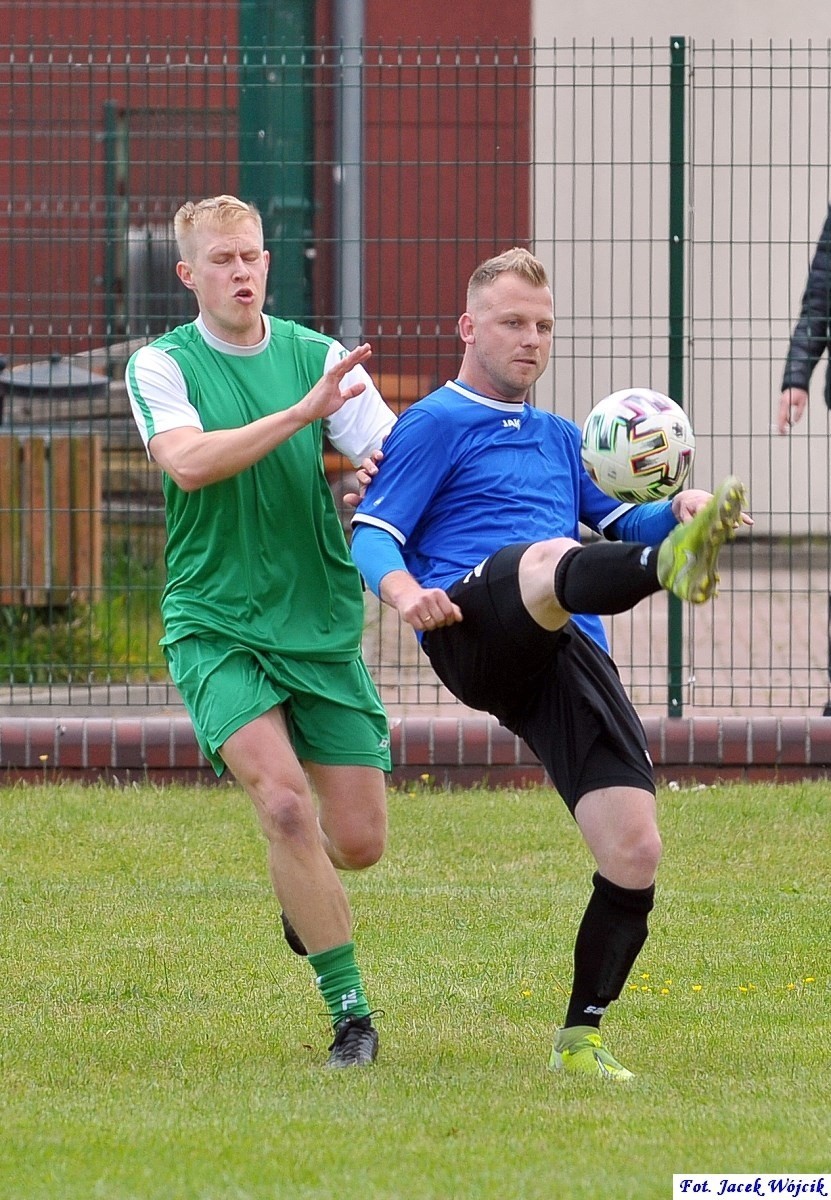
[307,941,371,1026]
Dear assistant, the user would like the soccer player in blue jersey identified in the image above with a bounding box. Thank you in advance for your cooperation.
[351,247,748,1080]
[126,195,396,1068]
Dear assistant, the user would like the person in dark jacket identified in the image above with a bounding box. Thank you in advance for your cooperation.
[777,204,831,434]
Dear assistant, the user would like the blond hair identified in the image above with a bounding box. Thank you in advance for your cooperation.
[467,247,549,306]
[173,195,263,260]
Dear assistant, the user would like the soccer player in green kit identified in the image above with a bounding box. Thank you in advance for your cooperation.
[126,195,396,1067]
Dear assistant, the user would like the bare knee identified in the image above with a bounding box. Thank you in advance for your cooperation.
[312,767,388,871]
[518,537,581,630]
[520,537,579,578]
[631,827,662,878]
[336,833,385,871]
[255,784,318,850]
[606,827,663,888]
[577,787,662,889]
[323,816,386,870]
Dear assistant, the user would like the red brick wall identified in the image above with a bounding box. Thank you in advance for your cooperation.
[1,0,530,379]
[0,3,237,360]
[322,0,532,384]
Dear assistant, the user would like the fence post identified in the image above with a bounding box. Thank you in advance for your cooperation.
[825,594,831,716]
[667,36,687,718]
[238,0,315,325]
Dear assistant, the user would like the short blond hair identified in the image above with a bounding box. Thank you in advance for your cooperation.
[467,247,549,306]
[173,194,263,260]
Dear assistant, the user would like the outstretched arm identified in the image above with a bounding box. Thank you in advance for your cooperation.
[150,343,373,491]
[670,488,753,527]
[609,489,752,545]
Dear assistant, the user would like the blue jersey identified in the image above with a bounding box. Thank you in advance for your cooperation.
[353,380,636,649]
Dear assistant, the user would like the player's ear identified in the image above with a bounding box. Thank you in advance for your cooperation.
[176,260,196,291]
[458,312,475,344]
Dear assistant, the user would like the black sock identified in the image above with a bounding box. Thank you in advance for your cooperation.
[564,871,655,1029]
[554,542,661,614]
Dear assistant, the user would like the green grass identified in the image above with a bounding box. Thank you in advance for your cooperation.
[0,779,828,1199]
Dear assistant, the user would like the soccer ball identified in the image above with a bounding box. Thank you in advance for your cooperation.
[580,388,695,504]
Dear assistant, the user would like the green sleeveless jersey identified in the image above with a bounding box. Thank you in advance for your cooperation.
[132,317,366,660]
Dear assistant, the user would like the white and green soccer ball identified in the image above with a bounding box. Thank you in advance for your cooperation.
[580,387,695,504]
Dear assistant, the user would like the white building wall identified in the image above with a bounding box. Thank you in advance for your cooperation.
[531,2,831,535]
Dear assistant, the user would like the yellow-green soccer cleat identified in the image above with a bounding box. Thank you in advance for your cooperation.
[548,1026,634,1081]
[656,475,747,604]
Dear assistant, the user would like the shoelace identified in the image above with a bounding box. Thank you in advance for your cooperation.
[328,1008,384,1050]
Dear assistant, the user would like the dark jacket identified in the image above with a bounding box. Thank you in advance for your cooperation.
[782,204,831,408]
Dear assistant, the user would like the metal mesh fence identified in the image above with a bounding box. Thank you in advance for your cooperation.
[1,21,830,715]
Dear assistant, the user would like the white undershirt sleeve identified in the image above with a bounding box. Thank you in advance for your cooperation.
[126,345,203,458]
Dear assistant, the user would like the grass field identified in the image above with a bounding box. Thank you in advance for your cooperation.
[1,778,829,1199]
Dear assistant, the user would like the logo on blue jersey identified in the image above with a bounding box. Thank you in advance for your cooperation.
[502,417,521,430]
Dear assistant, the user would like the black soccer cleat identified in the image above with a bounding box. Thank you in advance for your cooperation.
[325,1014,379,1068]
[280,910,308,956]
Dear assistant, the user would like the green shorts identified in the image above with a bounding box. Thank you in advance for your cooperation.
[165,635,392,777]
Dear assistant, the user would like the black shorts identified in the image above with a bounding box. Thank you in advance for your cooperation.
[422,543,655,812]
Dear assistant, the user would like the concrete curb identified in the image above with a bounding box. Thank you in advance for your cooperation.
[1,714,831,786]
